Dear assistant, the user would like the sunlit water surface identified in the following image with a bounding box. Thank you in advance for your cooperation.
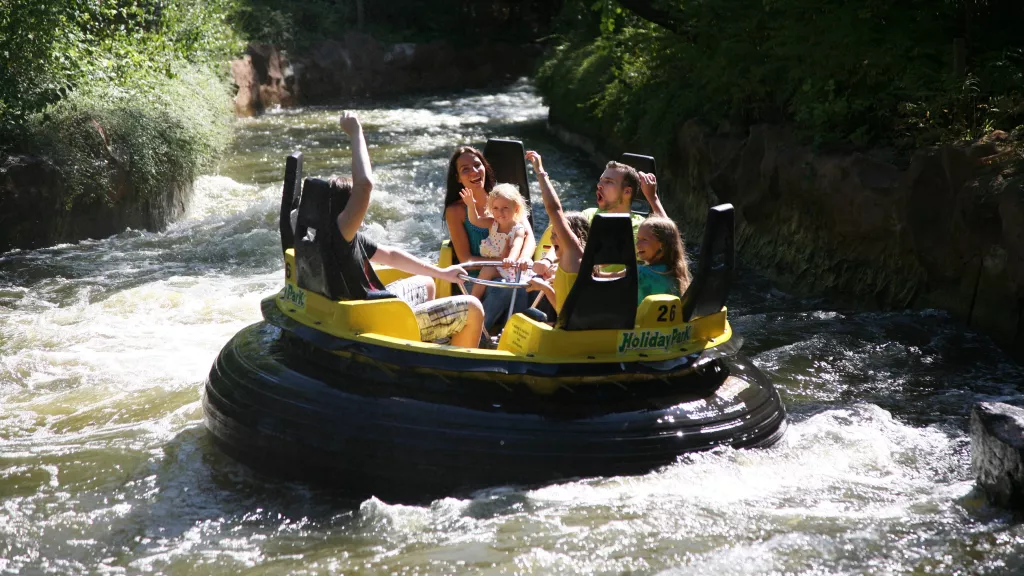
[2,80,1024,575]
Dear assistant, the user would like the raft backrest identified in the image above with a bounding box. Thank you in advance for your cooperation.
[280,151,303,255]
[483,138,533,227]
[620,152,655,215]
[681,203,734,322]
[556,213,639,331]
[293,177,347,301]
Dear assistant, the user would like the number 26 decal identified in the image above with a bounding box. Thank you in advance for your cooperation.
[656,304,677,322]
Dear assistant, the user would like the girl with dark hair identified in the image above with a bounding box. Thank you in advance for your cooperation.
[442,146,496,255]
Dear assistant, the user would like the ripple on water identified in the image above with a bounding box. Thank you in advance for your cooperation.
[3,81,1024,575]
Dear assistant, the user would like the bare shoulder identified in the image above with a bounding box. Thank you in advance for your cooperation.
[445,203,466,221]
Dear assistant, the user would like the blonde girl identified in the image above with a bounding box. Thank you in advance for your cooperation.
[459,182,533,297]
[635,217,691,304]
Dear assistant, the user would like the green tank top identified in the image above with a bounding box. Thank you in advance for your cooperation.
[637,264,680,305]
[463,216,490,257]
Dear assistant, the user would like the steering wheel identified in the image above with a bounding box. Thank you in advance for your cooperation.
[453,261,533,344]
[455,261,532,289]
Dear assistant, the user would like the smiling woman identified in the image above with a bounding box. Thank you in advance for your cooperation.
[442,145,531,331]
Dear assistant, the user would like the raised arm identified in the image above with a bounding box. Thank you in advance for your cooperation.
[336,112,375,242]
[459,188,493,229]
[525,151,584,273]
[639,172,668,219]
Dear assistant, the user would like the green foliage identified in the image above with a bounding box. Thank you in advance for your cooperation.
[1,0,242,150]
[27,66,233,207]
[229,0,563,50]
[1,0,241,209]
[538,0,1024,152]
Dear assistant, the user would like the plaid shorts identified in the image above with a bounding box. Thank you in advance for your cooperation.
[385,276,473,342]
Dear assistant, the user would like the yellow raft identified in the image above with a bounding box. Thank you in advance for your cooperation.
[202,150,788,501]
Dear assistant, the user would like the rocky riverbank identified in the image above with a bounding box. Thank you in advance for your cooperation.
[547,115,1024,360]
[230,35,542,116]
[1,154,192,254]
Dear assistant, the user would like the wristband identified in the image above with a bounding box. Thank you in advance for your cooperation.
[536,170,548,178]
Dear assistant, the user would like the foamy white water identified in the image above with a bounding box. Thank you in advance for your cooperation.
[2,80,1024,575]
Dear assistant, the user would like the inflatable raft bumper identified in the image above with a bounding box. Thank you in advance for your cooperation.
[202,147,788,501]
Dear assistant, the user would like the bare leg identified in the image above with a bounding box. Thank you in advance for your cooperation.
[472,266,498,299]
[449,298,485,348]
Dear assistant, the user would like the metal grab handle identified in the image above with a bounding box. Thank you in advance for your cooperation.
[456,274,531,289]
[457,260,509,270]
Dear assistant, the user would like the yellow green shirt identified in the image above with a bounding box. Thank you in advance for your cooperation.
[553,267,578,314]
[581,208,646,272]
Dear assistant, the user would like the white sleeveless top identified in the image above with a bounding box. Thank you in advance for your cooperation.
[479,222,528,281]
[479,222,524,258]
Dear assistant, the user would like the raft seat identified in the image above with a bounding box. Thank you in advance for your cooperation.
[556,213,639,331]
[290,176,421,341]
[680,203,734,322]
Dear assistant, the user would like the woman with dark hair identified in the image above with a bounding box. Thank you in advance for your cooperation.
[442,146,533,332]
[443,146,496,262]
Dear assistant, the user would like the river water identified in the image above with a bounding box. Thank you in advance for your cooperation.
[2,80,1024,575]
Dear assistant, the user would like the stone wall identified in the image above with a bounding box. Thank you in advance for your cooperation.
[0,155,191,253]
[549,116,1024,360]
[231,35,542,116]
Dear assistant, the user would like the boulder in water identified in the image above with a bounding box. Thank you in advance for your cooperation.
[971,401,1024,510]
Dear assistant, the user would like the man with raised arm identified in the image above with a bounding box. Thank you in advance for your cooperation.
[533,160,667,277]
[323,111,485,347]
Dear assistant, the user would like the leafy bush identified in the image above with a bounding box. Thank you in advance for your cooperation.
[1,0,241,152]
[1,0,241,209]
[27,66,233,207]
[538,0,1024,152]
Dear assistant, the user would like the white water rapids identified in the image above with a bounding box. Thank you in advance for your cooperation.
[2,80,1024,575]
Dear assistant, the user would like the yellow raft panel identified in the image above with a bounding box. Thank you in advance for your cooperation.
[277,249,732,364]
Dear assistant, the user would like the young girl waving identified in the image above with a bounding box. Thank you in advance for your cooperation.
[635,217,691,304]
[459,183,533,298]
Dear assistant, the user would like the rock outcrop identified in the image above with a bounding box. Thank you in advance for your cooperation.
[971,402,1024,510]
[0,155,191,253]
[230,35,541,115]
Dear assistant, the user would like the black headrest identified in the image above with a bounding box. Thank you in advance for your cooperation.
[293,178,348,300]
[556,214,639,331]
[280,151,303,254]
[484,138,533,227]
[681,204,734,321]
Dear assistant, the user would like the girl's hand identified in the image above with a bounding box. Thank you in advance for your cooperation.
[502,256,516,269]
[533,258,551,277]
[525,150,544,175]
[516,256,534,271]
[458,187,474,207]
